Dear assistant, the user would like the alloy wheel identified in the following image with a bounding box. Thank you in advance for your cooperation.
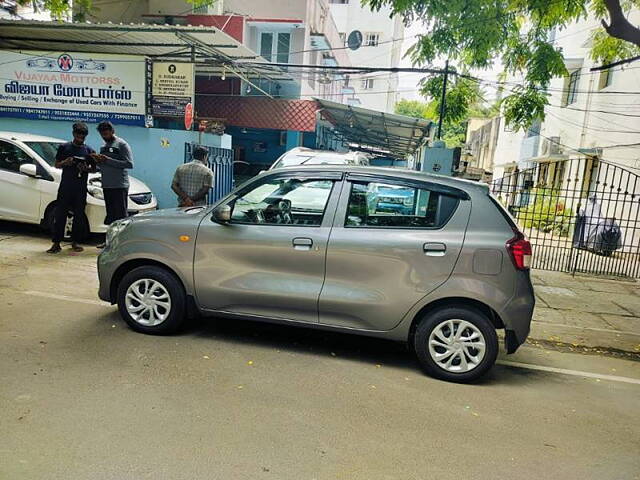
[428,319,486,373]
[125,278,172,326]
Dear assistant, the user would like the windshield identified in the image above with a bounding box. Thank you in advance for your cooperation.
[24,141,63,167]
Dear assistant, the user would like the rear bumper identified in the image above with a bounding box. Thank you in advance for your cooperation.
[500,271,535,353]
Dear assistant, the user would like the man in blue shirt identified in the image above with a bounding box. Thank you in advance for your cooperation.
[46,122,96,254]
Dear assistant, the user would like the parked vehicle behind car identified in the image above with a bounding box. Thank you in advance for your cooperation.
[269,147,370,170]
[98,166,534,383]
[0,132,157,238]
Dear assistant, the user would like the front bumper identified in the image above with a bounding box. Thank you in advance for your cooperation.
[97,248,117,303]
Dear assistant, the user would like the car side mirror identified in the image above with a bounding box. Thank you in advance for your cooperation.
[212,204,232,224]
[19,163,38,177]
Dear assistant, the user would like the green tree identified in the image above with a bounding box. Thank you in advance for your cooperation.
[395,77,497,148]
[366,0,640,131]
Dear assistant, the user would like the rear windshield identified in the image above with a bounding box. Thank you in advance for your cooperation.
[24,141,63,167]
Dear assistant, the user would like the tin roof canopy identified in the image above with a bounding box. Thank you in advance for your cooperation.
[0,19,258,59]
[316,98,433,157]
[0,20,294,91]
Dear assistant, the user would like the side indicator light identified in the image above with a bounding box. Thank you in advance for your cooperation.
[179,235,191,242]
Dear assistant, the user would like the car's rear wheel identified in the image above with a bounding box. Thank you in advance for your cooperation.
[117,266,186,335]
[413,307,498,383]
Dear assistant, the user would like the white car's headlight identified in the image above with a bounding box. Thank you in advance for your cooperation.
[106,218,132,246]
[88,185,104,200]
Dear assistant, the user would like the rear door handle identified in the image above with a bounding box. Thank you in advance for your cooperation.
[293,237,313,251]
[423,242,446,256]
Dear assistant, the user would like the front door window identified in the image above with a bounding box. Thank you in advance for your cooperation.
[231,178,334,226]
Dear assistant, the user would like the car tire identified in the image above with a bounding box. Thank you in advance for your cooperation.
[413,307,498,383]
[117,266,186,335]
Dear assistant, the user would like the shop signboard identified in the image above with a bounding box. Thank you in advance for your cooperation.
[151,62,195,118]
[0,50,147,126]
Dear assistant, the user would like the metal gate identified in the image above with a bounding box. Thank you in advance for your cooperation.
[184,143,234,204]
[491,158,640,278]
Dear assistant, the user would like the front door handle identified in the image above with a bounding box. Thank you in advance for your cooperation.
[293,237,313,251]
[423,242,446,256]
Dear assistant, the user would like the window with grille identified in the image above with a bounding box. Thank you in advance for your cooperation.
[361,78,374,90]
[563,70,580,106]
[365,33,380,46]
[260,32,291,64]
[598,69,614,90]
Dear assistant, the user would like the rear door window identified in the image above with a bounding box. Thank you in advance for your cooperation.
[345,181,459,229]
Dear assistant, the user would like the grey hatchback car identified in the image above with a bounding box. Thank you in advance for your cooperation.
[98,166,534,382]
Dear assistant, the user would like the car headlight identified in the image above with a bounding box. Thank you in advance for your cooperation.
[88,185,104,200]
[106,218,132,246]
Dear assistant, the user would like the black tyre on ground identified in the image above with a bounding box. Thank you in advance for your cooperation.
[413,306,498,383]
[117,266,187,335]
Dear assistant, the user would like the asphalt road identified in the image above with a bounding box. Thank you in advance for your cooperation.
[1,221,639,480]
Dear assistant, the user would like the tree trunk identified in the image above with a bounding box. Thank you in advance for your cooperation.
[601,0,640,47]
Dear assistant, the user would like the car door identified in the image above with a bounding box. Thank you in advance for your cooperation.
[319,174,471,331]
[0,140,43,223]
[194,171,343,323]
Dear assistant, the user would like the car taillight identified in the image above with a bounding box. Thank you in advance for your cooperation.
[507,231,532,270]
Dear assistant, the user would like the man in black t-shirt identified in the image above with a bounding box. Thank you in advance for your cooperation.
[46,122,96,254]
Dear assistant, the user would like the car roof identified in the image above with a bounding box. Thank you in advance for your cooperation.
[284,147,369,159]
[0,131,66,143]
[268,165,489,195]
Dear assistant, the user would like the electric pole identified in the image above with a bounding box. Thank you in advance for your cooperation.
[437,60,449,140]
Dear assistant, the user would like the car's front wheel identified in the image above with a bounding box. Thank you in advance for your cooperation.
[117,266,186,335]
[413,307,498,383]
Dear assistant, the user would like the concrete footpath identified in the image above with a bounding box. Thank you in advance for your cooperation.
[529,270,640,356]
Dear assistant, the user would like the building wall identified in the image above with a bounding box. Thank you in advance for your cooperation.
[0,117,230,208]
[540,13,640,172]
[329,1,404,112]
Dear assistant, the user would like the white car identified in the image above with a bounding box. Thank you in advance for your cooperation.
[0,131,157,238]
[269,147,370,170]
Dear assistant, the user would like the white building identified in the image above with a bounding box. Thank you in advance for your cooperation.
[329,0,404,112]
[490,12,640,181]
[481,11,640,277]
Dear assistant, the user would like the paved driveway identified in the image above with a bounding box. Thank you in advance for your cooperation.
[1,221,639,480]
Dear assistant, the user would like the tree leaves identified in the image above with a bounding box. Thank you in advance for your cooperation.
[502,85,549,131]
[365,0,640,130]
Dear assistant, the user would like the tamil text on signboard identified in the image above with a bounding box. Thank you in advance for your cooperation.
[0,51,147,126]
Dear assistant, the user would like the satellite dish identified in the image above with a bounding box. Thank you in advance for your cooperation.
[347,30,363,50]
